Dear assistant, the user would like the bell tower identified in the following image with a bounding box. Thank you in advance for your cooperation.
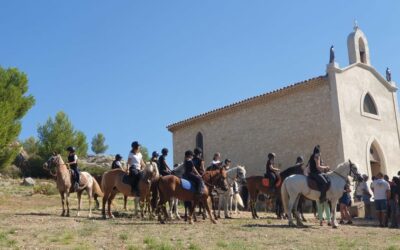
[347,22,371,65]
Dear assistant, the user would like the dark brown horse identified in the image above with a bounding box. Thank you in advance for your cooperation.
[183,168,229,221]
[156,169,228,224]
[246,175,282,219]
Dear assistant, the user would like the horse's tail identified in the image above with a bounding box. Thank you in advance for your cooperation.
[92,176,103,197]
[280,179,289,215]
[233,193,244,208]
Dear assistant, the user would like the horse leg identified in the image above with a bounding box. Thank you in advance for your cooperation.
[60,192,65,216]
[102,190,110,219]
[203,196,217,224]
[123,195,128,211]
[108,192,117,219]
[331,199,339,228]
[174,199,181,220]
[226,194,232,218]
[287,196,297,227]
[299,198,307,222]
[139,195,145,219]
[217,195,222,219]
[188,200,196,225]
[87,187,93,218]
[65,192,70,217]
[293,196,304,227]
[77,191,82,217]
[134,197,140,217]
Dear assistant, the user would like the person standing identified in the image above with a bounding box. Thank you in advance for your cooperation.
[389,176,399,228]
[371,173,391,227]
[111,154,123,169]
[339,184,353,224]
[66,146,80,191]
[208,152,222,170]
[317,200,331,226]
[158,148,172,176]
[359,175,373,220]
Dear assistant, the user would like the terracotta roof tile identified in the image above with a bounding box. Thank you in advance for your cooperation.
[167,75,327,131]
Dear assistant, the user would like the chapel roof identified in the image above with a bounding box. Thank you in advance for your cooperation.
[167,75,327,132]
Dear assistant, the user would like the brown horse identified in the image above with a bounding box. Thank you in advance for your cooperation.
[101,162,159,219]
[43,154,103,217]
[93,174,128,211]
[246,175,281,219]
[156,169,229,224]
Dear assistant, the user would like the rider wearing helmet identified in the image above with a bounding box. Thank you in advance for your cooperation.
[308,145,330,202]
[66,146,80,191]
[183,150,205,195]
[127,141,145,195]
[150,151,159,166]
[222,159,232,170]
[264,153,279,191]
[111,154,123,169]
[158,148,171,176]
[192,148,205,175]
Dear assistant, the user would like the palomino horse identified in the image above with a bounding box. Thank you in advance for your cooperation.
[156,169,229,224]
[101,162,159,219]
[93,174,128,211]
[43,154,103,217]
[281,160,363,228]
[215,166,247,219]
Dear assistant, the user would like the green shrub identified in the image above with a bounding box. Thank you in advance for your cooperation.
[33,182,57,195]
[0,165,21,178]
[80,163,107,176]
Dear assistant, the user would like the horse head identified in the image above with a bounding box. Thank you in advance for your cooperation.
[236,165,247,184]
[143,162,159,181]
[213,168,229,192]
[348,160,363,182]
[43,154,63,176]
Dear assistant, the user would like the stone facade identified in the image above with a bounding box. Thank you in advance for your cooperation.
[168,27,400,178]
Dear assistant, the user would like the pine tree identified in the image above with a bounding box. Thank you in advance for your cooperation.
[91,133,108,155]
[0,67,35,170]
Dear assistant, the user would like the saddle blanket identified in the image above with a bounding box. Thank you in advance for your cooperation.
[262,178,281,188]
[181,178,197,193]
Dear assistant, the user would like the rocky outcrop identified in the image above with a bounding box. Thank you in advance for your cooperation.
[22,177,35,186]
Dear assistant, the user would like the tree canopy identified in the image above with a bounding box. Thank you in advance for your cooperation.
[0,67,35,170]
[91,133,108,154]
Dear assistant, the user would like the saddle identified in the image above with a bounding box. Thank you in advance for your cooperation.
[122,171,144,186]
[262,176,282,188]
[307,176,331,192]
[68,170,85,192]
[180,178,197,193]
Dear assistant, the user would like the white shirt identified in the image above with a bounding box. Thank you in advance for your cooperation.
[128,152,142,170]
[371,179,390,200]
[211,160,221,166]
[355,182,364,196]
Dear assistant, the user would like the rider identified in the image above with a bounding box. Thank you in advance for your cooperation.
[158,148,172,176]
[66,146,80,191]
[192,147,205,176]
[222,159,231,170]
[127,141,145,195]
[183,150,205,195]
[111,154,123,169]
[308,145,330,202]
[264,153,280,191]
[207,152,222,171]
[150,151,159,165]
[295,156,304,167]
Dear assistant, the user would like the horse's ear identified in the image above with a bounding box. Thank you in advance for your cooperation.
[348,159,352,165]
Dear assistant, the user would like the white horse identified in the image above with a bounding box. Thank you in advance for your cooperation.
[216,166,246,218]
[281,160,363,228]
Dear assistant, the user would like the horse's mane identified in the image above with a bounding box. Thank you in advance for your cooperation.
[143,162,159,178]
[280,164,303,179]
[227,165,246,175]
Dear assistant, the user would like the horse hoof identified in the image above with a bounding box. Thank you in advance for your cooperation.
[289,222,297,227]
[211,219,217,224]
[189,220,194,225]
[160,221,165,224]
[102,215,107,220]
[76,213,80,217]
[332,224,338,229]
[66,214,70,217]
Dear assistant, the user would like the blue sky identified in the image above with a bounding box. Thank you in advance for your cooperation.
[1,1,399,164]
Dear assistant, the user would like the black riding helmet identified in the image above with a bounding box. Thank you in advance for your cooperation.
[131,141,140,149]
[267,153,276,160]
[224,158,231,164]
[161,148,168,155]
[66,146,75,153]
[185,150,194,158]
[115,154,122,160]
[194,147,202,156]
[313,145,321,155]
[152,151,159,158]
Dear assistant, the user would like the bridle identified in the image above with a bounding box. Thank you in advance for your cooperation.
[333,162,358,182]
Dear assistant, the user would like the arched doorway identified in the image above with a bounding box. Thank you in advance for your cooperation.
[367,139,386,177]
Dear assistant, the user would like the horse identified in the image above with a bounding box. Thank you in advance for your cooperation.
[43,154,103,217]
[155,168,229,224]
[101,162,159,219]
[93,174,128,211]
[215,166,247,219]
[281,160,363,228]
[276,164,317,221]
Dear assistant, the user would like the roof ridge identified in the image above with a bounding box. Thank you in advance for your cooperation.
[167,75,327,131]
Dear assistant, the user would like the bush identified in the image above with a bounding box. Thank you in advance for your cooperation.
[80,163,107,176]
[20,155,51,178]
[0,165,21,178]
[33,182,57,195]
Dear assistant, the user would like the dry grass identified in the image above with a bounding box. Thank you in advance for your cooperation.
[0,178,399,249]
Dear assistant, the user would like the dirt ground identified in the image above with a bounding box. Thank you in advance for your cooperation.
[0,178,399,250]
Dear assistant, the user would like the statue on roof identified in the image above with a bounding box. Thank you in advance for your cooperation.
[329,45,335,63]
[354,20,359,30]
[386,67,392,82]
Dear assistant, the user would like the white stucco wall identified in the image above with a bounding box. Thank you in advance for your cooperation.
[332,63,400,177]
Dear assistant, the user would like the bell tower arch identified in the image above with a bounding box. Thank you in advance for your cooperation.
[347,24,371,65]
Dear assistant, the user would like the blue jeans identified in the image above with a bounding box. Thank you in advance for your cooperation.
[71,166,80,184]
